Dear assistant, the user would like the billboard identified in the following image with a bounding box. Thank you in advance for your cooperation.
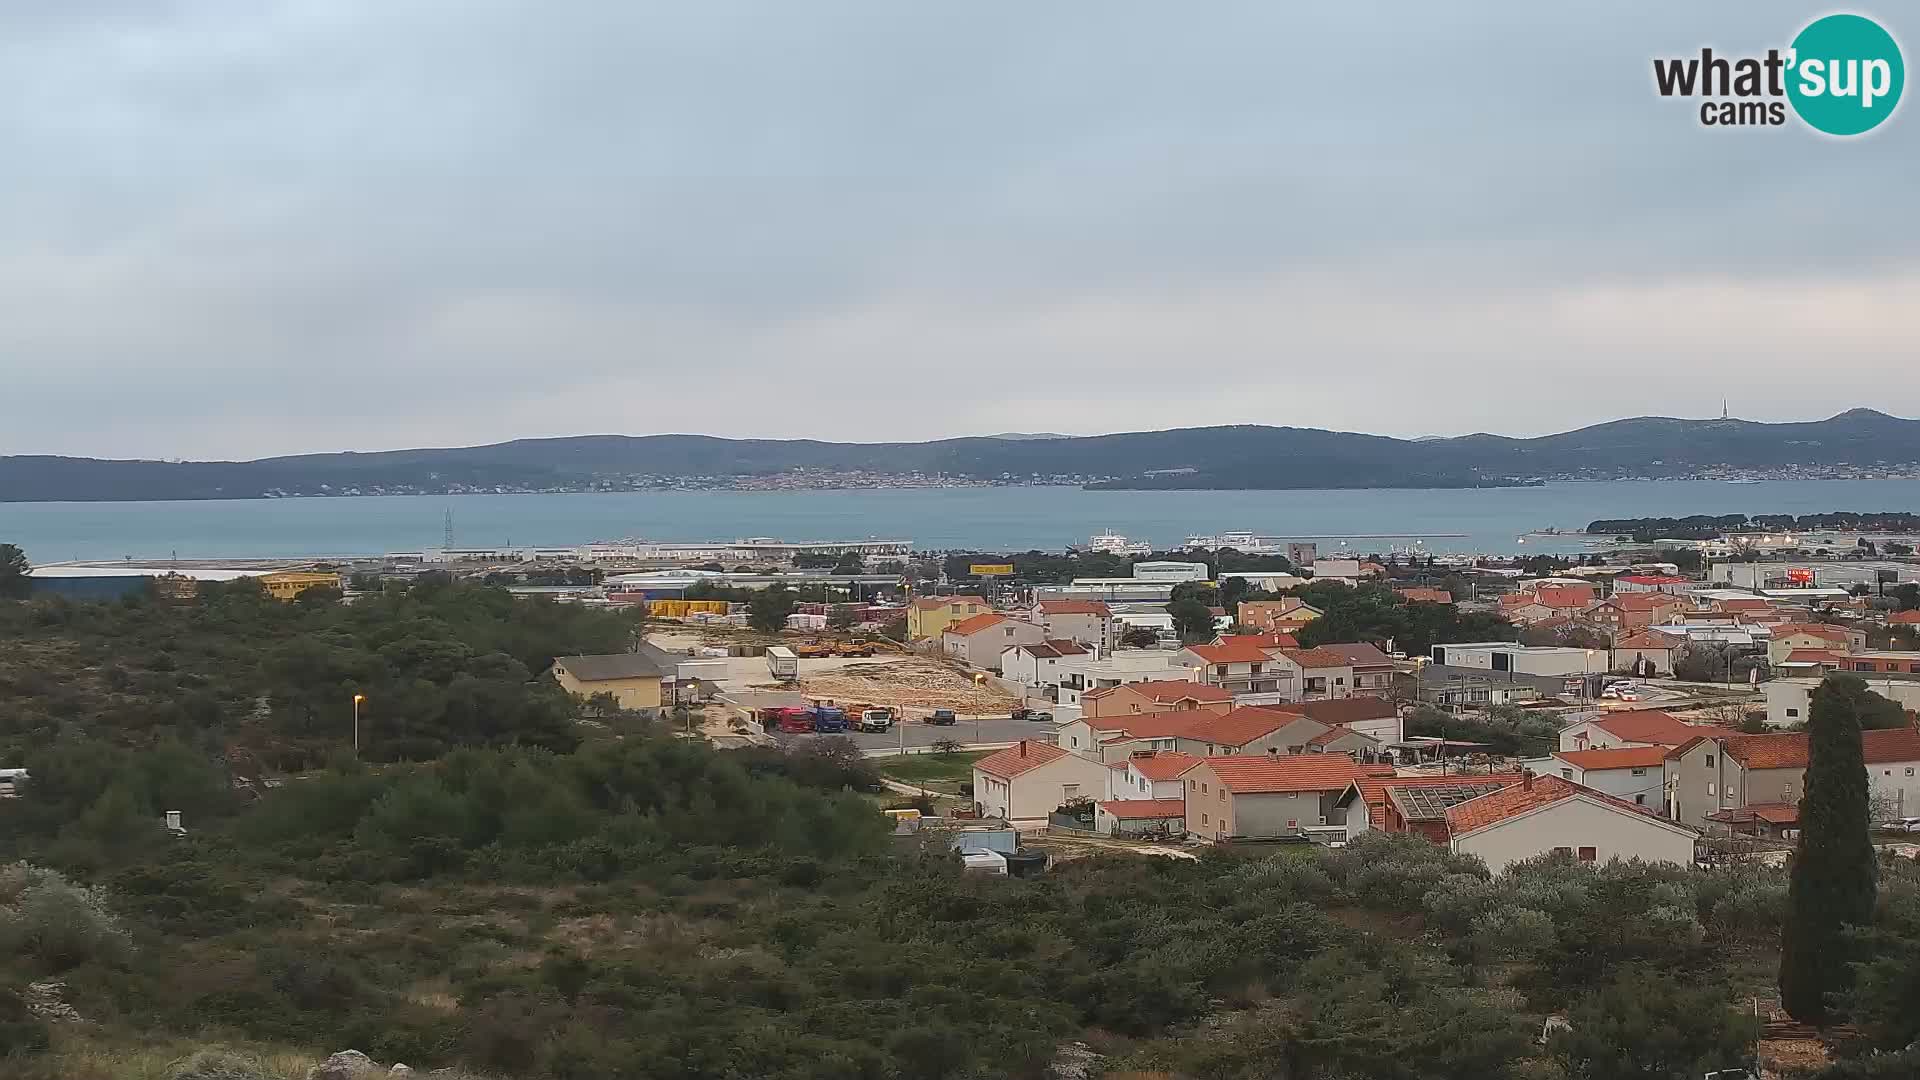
[970,564,1014,577]
[1877,569,1900,584]
[1785,567,1815,584]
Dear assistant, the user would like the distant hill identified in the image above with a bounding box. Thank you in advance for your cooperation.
[4,410,1918,501]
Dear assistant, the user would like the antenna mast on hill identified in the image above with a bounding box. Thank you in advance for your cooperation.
[1721,398,1730,420]
[444,509,455,550]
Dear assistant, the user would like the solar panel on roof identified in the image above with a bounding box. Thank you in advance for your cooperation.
[1388,782,1511,821]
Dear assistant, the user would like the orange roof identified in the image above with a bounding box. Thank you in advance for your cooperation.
[1553,746,1668,770]
[1198,754,1365,794]
[944,612,1007,636]
[1890,611,1920,625]
[1396,588,1453,604]
[1124,751,1203,780]
[1037,599,1112,616]
[1615,630,1683,649]
[1609,592,1681,611]
[1716,598,1774,612]
[973,739,1071,779]
[1308,724,1378,748]
[1782,649,1843,664]
[1087,679,1233,704]
[1720,726,1920,771]
[1182,707,1312,748]
[1534,585,1597,609]
[1097,798,1187,820]
[1185,640,1278,664]
[1445,774,1677,836]
[1278,647,1355,669]
[1708,802,1799,825]
[1586,709,1724,746]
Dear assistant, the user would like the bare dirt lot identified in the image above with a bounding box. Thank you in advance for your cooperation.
[800,658,1018,715]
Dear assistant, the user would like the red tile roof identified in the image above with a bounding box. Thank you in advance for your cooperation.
[1084,679,1233,704]
[1307,724,1379,748]
[1782,649,1843,665]
[1181,707,1312,748]
[1773,623,1852,642]
[1097,798,1188,820]
[1721,726,1920,770]
[1586,709,1725,747]
[1124,750,1203,781]
[944,612,1007,636]
[1715,598,1775,612]
[1314,642,1394,667]
[1890,611,1920,625]
[1615,630,1683,649]
[1037,599,1112,616]
[1277,647,1355,669]
[1553,746,1669,771]
[1610,593,1682,611]
[1444,774,1680,836]
[973,739,1070,779]
[1534,585,1598,609]
[1396,588,1453,604]
[1708,802,1799,826]
[1198,754,1366,794]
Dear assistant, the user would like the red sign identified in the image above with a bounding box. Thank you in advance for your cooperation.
[1786,568,1814,584]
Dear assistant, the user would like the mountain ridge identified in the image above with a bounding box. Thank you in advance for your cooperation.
[3,410,1916,501]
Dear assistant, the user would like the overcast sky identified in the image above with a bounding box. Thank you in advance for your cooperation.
[3,2,1914,459]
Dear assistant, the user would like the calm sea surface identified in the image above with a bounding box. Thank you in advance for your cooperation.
[6,480,1920,564]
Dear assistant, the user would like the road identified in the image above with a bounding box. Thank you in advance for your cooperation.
[774,716,1055,753]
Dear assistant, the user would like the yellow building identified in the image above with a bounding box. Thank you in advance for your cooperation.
[259,570,343,602]
[906,595,991,641]
[549,651,669,714]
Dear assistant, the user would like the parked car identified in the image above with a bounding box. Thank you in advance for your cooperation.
[927,709,958,726]
[1019,709,1054,723]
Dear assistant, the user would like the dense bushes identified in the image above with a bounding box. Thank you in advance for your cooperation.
[0,862,131,972]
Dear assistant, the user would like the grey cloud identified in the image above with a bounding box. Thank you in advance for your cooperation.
[0,1,1914,457]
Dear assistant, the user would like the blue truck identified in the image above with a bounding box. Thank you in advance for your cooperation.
[809,706,850,733]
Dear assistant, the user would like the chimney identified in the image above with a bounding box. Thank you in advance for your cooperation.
[1520,770,1533,791]
[1019,741,1027,758]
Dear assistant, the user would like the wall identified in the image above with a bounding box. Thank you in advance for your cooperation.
[554,673,662,712]
[1457,795,1696,875]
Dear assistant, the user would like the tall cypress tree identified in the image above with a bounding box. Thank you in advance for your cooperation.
[1779,673,1879,1022]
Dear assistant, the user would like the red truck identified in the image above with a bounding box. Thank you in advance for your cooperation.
[773,707,815,733]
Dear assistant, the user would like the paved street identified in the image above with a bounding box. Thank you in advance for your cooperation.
[774,715,1054,753]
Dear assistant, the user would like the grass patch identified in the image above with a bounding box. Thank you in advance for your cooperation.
[878,750,987,789]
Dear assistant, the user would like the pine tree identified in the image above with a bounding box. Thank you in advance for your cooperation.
[1779,673,1879,1022]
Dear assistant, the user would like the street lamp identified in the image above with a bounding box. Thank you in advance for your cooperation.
[352,694,366,755]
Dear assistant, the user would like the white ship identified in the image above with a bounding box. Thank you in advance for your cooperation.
[1181,530,1287,553]
[1087,531,1153,556]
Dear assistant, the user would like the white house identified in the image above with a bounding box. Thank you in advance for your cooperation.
[1445,774,1698,874]
[942,613,1046,671]
[1765,676,1920,729]
[971,740,1115,821]
[999,639,1090,690]
[1029,600,1117,654]
[1558,709,1724,753]
[1105,750,1203,801]
[1520,746,1667,811]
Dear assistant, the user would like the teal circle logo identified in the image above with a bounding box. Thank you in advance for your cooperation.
[1787,14,1904,135]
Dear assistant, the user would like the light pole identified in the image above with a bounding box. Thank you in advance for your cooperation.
[352,694,366,755]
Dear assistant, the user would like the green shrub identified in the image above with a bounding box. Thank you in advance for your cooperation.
[168,1048,268,1080]
[0,862,131,971]
[0,985,50,1056]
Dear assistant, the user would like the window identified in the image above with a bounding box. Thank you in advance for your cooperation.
[1634,794,1646,805]
[1552,846,1572,856]
[1218,789,1225,802]
[1908,768,1916,777]
[1705,754,1715,768]
[1062,785,1078,798]
[1706,782,1716,796]
[1578,846,1597,862]
[1201,782,1209,794]
[1201,813,1209,825]
[1786,708,1799,718]
[1287,819,1298,828]
[1560,768,1573,780]
[1631,768,1646,776]
[1269,747,1278,754]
